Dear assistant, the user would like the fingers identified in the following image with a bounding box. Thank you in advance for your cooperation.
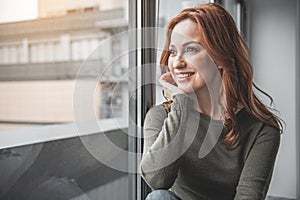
[161,83,178,100]
[159,72,176,85]
[162,88,172,101]
[159,73,185,100]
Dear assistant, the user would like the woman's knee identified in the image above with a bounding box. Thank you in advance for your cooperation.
[145,190,181,200]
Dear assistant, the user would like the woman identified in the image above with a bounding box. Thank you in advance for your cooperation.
[139,3,283,200]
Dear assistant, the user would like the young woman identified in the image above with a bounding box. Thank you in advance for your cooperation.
[140,3,283,200]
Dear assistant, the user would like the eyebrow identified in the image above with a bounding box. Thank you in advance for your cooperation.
[169,41,202,48]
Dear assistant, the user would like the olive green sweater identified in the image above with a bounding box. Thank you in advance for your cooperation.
[140,94,280,200]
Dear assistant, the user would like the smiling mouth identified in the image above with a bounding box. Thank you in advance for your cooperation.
[176,72,195,80]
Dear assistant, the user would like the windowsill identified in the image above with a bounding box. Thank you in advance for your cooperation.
[0,117,128,149]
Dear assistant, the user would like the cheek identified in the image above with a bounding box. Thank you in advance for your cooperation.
[194,53,216,70]
[186,52,205,67]
[167,58,173,68]
[167,59,176,76]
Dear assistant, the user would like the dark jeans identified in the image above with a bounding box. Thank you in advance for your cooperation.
[145,190,182,200]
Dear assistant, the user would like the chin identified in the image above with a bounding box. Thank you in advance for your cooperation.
[180,84,206,95]
[178,86,195,94]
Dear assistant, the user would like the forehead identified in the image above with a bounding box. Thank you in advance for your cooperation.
[170,19,201,44]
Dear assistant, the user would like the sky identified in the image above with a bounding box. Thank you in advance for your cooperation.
[0,0,38,23]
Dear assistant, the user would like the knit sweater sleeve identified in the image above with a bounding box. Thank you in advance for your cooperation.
[234,125,281,200]
[139,94,192,189]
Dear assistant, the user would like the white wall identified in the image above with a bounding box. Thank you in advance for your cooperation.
[249,0,298,198]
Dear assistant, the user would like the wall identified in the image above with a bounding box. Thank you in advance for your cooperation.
[0,80,103,130]
[38,0,124,17]
[249,0,298,198]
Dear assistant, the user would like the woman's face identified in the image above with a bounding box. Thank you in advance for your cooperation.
[168,19,219,94]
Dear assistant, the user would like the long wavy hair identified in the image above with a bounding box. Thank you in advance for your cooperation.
[160,3,283,148]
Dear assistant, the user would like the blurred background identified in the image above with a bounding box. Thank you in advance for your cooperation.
[0,0,299,199]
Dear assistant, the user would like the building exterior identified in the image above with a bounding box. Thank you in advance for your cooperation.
[0,1,128,130]
[38,0,126,18]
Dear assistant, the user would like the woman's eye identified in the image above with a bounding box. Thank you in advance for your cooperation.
[168,49,177,55]
[185,47,198,53]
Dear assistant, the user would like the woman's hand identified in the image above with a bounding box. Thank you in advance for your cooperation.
[159,72,185,100]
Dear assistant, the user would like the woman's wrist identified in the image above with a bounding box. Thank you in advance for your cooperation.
[171,93,193,112]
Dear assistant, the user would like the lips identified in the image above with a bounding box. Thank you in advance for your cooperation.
[175,72,195,80]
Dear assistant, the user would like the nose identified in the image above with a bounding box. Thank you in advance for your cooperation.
[173,56,186,68]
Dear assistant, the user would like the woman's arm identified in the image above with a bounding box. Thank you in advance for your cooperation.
[139,93,191,189]
[234,125,281,200]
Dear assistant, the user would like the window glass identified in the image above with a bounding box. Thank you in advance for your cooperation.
[0,0,128,130]
[0,0,132,199]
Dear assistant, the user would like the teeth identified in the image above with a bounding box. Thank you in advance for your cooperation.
[177,73,194,78]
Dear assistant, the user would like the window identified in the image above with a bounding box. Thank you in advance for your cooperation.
[0,0,136,199]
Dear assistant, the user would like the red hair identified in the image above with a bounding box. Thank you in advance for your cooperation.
[160,3,283,148]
